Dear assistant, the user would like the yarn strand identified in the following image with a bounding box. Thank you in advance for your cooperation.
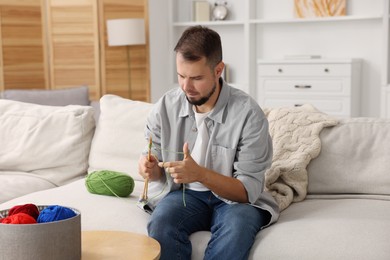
[97,174,121,198]
[154,146,185,156]
[150,145,187,207]
[182,185,187,207]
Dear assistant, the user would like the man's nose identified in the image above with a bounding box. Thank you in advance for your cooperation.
[182,78,192,90]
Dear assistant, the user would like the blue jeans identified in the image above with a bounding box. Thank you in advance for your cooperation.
[147,189,271,260]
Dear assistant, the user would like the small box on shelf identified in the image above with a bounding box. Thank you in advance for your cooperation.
[193,1,210,22]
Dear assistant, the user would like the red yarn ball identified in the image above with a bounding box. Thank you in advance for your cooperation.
[0,213,37,224]
[8,203,39,220]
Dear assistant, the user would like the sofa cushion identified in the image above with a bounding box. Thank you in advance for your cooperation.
[1,179,389,260]
[0,179,150,235]
[1,86,90,106]
[308,117,390,196]
[253,198,390,260]
[0,99,95,202]
[0,172,57,203]
[88,95,153,181]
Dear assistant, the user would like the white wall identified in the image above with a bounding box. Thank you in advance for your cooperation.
[148,0,171,103]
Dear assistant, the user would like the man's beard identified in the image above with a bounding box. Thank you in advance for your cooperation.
[186,84,217,106]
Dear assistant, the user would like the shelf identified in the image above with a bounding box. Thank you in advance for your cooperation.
[173,20,245,27]
[257,58,361,64]
[250,15,383,24]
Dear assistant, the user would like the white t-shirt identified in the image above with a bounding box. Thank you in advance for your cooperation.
[187,107,211,191]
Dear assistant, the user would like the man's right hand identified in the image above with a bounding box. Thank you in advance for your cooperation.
[138,154,162,181]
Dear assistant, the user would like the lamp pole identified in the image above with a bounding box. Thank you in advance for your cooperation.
[106,18,146,99]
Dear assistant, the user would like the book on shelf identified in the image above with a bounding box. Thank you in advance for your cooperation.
[284,55,322,60]
[193,1,210,22]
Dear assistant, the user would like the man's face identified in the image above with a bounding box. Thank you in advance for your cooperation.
[176,53,220,108]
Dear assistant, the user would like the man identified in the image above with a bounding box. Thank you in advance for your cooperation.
[138,26,279,260]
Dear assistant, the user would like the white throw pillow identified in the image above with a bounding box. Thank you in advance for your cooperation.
[308,117,390,196]
[0,100,96,186]
[88,95,153,181]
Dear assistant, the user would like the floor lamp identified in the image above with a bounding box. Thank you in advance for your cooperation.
[106,18,146,99]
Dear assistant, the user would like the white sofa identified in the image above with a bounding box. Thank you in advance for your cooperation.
[1,94,390,260]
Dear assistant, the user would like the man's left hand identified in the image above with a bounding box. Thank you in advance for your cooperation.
[158,142,205,184]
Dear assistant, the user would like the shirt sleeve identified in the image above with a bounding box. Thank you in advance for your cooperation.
[234,108,273,204]
[143,101,163,161]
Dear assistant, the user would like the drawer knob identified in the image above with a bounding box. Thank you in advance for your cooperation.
[294,104,303,107]
[324,68,329,73]
[278,68,283,73]
[294,85,312,89]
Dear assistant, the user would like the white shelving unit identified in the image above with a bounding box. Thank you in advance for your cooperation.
[164,0,390,117]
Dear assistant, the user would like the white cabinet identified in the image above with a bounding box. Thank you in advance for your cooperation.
[162,0,390,117]
[257,59,361,117]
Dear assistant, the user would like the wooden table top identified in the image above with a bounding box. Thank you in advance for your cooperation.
[82,230,160,260]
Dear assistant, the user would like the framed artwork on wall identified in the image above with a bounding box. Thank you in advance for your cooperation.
[294,0,346,18]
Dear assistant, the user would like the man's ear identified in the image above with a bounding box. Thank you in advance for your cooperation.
[215,62,225,78]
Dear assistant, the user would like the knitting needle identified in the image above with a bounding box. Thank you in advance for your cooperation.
[147,135,152,161]
[142,136,152,201]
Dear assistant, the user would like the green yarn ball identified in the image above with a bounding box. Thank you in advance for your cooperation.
[85,170,135,197]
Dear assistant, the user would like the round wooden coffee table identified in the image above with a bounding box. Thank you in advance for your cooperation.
[82,230,160,260]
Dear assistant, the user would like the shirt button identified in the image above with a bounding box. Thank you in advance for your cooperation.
[192,127,198,132]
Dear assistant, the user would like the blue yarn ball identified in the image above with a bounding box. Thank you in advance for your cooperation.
[37,205,77,223]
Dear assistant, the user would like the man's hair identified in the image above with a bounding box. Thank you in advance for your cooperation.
[174,26,222,68]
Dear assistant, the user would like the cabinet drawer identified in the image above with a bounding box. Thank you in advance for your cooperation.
[258,64,351,77]
[261,97,350,117]
[259,78,351,96]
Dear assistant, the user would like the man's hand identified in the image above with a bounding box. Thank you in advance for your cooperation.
[138,153,162,181]
[157,143,249,203]
[158,143,205,184]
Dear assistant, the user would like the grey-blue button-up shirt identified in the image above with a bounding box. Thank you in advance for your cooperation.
[144,80,279,225]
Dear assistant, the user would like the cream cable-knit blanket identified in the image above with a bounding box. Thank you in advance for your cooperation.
[263,104,338,211]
